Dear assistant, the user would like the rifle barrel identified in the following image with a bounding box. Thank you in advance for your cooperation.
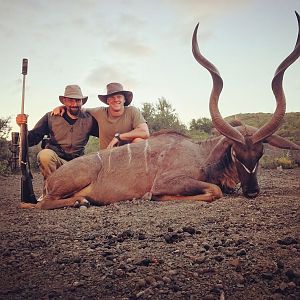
[21,58,28,114]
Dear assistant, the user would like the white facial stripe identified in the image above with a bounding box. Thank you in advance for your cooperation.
[252,164,257,173]
[240,162,251,173]
[231,147,257,174]
[239,161,258,174]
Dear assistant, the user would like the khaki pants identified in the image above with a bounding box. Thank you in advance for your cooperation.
[37,149,67,180]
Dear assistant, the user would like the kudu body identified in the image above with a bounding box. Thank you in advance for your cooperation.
[21,12,300,209]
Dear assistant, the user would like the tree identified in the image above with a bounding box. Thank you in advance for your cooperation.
[188,117,213,140]
[0,117,12,174]
[0,116,12,139]
[140,102,155,128]
[189,117,212,133]
[141,98,187,134]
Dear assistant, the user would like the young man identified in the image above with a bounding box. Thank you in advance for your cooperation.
[16,85,99,183]
[53,82,150,150]
[91,82,149,149]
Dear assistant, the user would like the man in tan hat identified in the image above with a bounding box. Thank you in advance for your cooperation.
[91,82,149,149]
[52,82,150,150]
[16,85,99,196]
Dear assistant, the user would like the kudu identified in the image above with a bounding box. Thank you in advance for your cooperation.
[21,12,300,209]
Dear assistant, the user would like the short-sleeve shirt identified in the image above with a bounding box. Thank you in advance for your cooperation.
[88,106,146,149]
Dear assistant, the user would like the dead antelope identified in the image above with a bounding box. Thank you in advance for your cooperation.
[21,12,300,209]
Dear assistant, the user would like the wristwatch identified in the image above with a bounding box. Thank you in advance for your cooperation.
[114,133,122,141]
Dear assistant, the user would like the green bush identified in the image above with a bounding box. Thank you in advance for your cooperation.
[261,155,296,169]
[85,136,99,154]
[276,156,296,169]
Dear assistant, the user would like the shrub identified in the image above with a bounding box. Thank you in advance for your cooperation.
[261,155,296,169]
[276,156,296,169]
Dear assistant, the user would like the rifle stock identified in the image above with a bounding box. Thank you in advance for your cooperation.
[10,132,19,172]
[19,58,36,203]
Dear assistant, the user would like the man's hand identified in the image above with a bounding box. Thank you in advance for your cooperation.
[16,114,28,126]
[106,137,119,149]
[51,106,65,116]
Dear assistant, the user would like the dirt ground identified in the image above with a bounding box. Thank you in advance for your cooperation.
[0,168,299,300]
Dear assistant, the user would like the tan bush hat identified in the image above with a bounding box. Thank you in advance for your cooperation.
[98,82,133,106]
[59,85,88,105]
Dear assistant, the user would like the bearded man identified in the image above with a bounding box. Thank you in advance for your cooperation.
[16,85,98,197]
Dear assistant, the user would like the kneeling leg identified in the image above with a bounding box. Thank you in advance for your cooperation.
[151,176,222,202]
[20,196,90,210]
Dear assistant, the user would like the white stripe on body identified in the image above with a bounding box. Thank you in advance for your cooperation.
[127,144,132,166]
[143,140,150,173]
[97,151,102,162]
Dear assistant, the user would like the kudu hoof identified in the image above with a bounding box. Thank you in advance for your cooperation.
[73,198,90,208]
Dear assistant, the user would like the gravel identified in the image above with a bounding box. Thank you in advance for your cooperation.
[0,168,299,299]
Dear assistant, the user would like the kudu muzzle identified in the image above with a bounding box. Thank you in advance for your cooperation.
[231,147,260,198]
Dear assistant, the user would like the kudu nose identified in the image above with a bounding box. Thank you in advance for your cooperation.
[243,187,260,198]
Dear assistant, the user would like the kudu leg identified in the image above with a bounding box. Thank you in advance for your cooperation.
[20,196,90,210]
[151,176,223,202]
[153,191,219,202]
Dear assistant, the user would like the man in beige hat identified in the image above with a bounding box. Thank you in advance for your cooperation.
[52,82,150,150]
[91,82,149,149]
[16,85,99,198]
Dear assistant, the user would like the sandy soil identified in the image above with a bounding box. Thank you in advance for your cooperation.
[0,168,299,300]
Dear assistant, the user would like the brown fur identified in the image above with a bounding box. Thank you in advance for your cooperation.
[20,125,300,209]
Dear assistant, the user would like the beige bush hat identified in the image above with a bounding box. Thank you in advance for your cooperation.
[98,82,133,106]
[59,85,88,105]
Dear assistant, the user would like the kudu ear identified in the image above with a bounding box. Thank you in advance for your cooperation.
[265,134,300,150]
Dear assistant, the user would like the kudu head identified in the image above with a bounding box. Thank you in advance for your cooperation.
[192,11,300,198]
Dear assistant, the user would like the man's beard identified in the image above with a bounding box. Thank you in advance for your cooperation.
[68,107,80,116]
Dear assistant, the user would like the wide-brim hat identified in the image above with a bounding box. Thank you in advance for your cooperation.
[59,85,88,105]
[98,82,133,106]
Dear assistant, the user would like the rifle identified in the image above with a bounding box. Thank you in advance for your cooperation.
[19,58,37,203]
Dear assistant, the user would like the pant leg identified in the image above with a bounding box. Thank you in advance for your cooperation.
[37,149,67,180]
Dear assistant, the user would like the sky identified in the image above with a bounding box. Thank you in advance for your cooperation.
[1,0,299,133]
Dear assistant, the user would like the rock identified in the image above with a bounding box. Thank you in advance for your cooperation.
[276,260,284,269]
[115,269,124,276]
[228,258,240,267]
[277,236,298,245]
[138,233,146,240]
[235,273,245,284]
[261,272,274,280]
[168,270,178,276]
[202,242,210,250]
[136,278,147,288]
[236,249,247,256]
[182,226,196,235]
[162,276,172,284]
[213,255,224,262]
[285,269,300,281]
[195,255,206,264]
[163,233,184,244]
[145,276,156,286]
[136,287,153,298]
[203,294,215,300]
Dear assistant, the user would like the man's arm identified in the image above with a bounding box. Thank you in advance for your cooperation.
[90,116,99,137]
[106,123,150,149]
[16,113,50,146]
[51,106,91,116]
[119,123,150,141]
